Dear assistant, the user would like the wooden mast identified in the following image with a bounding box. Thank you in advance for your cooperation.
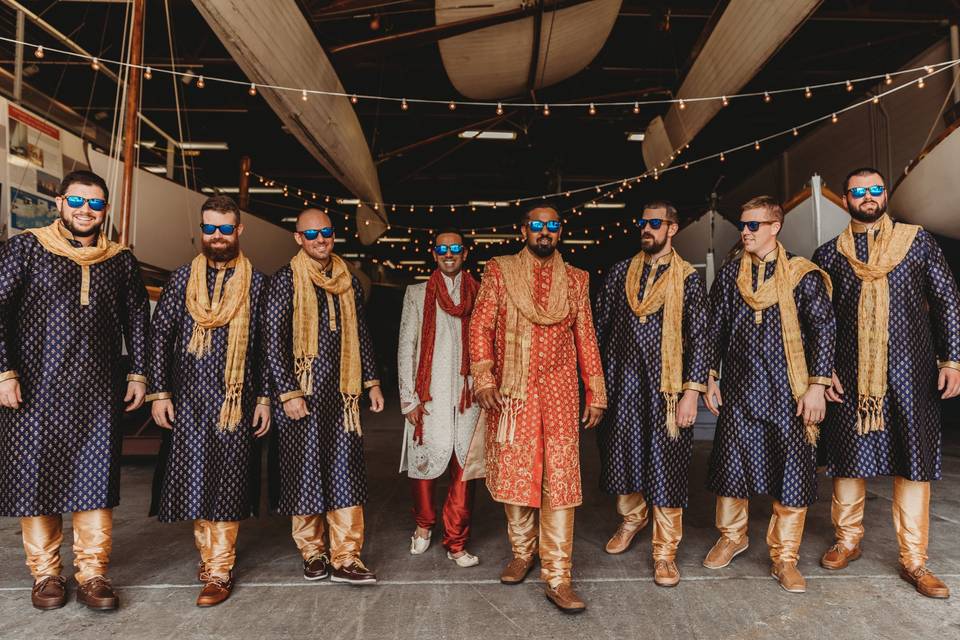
[119,0,145,246]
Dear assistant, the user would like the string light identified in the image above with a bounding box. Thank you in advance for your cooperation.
[350,94,358,104]
[885,74,893,85]
[301,89,308,101]
[918,76,926,89]
[401,98,409,111]
[754,140,760,151]
[543,104,550,117]
[721,95,729,107]
[845,80,853,92]
[763,92,771,103]
[196,75,205,89]
[872,95,879,104]
[633,102,640,114]
[804,86,812,99]
[792,128,799,136]
[678,99,686,110]
[90,57,100,71]
[831,112,838,123]
[588,103,597,116]
[33,45,44,59]
[248,83,257,96]
[719,152,725,162]
[144,66,152,80]
[496,102,503,116]
[448,101,456,111]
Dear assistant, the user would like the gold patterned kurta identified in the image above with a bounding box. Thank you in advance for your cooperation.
[469,252,606,509]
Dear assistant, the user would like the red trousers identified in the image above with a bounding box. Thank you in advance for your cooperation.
[410,453,475,554]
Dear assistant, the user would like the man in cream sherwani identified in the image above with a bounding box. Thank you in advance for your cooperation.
[397,227,481,567]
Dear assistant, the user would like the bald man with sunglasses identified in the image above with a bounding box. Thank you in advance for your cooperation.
[812,167,960,599]
[263,208,384,586]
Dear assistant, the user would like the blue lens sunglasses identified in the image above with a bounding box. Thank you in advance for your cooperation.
[847,185,885,199]
[736,220,777,232]
[200,223,236,235]
[434,243,464,256]
[528,220,561,233]
[63,195,107,212]
[636,218,669,230]
[299,227,335,240]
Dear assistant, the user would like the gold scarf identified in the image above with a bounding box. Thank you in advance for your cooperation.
[290,250,363,434]
[836,214,919,434]
[26,221,127,305]
[493,249,570,443]
[625,250,695,440]
[184,252,252,432]
[736,243,832,445]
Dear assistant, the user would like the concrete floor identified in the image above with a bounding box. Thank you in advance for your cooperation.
[1,399,958,640]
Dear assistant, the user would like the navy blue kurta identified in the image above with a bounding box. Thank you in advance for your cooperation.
[594,255,709,507]
[706,254,835,507]
[0,232,149,516]
[813,226,960,481]
[263,266,379,516]
[147,262,269,522]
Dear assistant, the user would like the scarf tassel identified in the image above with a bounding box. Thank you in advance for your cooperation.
[295,356,315,397]
[664,392,680,440]
[342,393,362,435]
[495,397,523,444]
[804,422,821,446]
[458,376,472,414]
[856,395,885,435]
[216,382,244,433]
[187,323,214,358]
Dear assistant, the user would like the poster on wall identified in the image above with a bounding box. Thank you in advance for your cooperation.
[7,104,63,230]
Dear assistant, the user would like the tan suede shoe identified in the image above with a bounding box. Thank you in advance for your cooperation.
[545,583,586,614]
[820,543,861,570]
[653,559,680,587]
[899,565,950,599]
[604,520,648,555]
[500,557,535,585]
[771,562,806,593]
[703,536,749,569]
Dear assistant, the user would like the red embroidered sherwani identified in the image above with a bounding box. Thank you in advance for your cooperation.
[469,253,606,509]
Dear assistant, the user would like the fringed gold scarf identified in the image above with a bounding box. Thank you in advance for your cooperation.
[625,250,695,440]
[836,214,919,435]
[290,251,363,434]
[184,253,252,432]
[736,243,832,445]
[26,221,127,305]
[493,249,570,444]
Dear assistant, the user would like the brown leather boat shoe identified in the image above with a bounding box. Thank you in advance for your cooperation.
[500,556,535,585]
[771,562,806,593]
[544,583,586,614]
[820,543,861,570]
[196,574,234,607]
[899,565,950,599]
[31,575,67,610]
[76,575,119,611]
[604,520,648,555]
[703,536,749,569]
[653,559,680,587]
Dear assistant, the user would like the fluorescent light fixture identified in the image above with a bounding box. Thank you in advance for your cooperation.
[468,200,511,207]
[342,253,366,258]
[472,238,516,244]
[379,236,411,243]
[626,132,645,142]
[281,217,297,223]
[177,141,229,151]
[142,165,167,174]
[584,202,625,209]
[399,260,427,265]
[337,198,361,205]
[414,275,431,280]
[201,187,284,194]
[563,239,597,245]
[458,130,517,141]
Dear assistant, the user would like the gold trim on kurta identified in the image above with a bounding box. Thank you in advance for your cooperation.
[256,396,271,406]
[709,369,720,380]
[0,370,19,383]
[363,379,380,390]
[279,389,305,403]
[126,373,148,384]
[808,376,833,386]
[588,375,607,409]
[937,360,960,372]
[682,382,707,393]
[470,359,496,392]
[145,392,173,402]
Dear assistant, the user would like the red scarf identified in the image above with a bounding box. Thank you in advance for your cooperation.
[413,269,479,443]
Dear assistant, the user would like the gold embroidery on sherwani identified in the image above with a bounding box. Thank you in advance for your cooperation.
[836,215,919,434]
[625,250,694,439]
[736,242,832,444]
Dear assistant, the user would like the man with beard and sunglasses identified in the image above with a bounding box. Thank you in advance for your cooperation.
[0,170,149,610]
[263,208,384,585]
[703,196,835,594]
[146,195,271,606]
[812,167,960,599]
[468,203,606,613]
[397,228,481,567]
[593,201,709,587]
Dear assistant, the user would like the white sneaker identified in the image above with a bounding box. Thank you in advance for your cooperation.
[447,550,479,568]
[409,531,431,555]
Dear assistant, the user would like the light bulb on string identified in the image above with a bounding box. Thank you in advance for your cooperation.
[34,46,44,59]
[754,140,760,151]
[588,103,597,116]
[248,83,257,96]
[542,104,550,116]
[350,94,358,104]
[792,128,799,136]
[448,101,457,111]
[91,57,100,72]
[401,98,409,111]
[918,76,926,89]
[196,76,205,89]
[721,95,729,107]
[831,112,838,123]
[845,80,853,92]
[885,74,893,85]
[763,92,771,103]
[301,89,308,101]
[872,95,879,104]
[496,102,503,116]
[804,86,812,99]
[633,102,640,114]
[144,66,153,80]
[678,99,686,110]
[924,65,934,74]
[719,152,726,162]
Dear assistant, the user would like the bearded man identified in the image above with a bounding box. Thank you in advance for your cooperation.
[0,170,149,610]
